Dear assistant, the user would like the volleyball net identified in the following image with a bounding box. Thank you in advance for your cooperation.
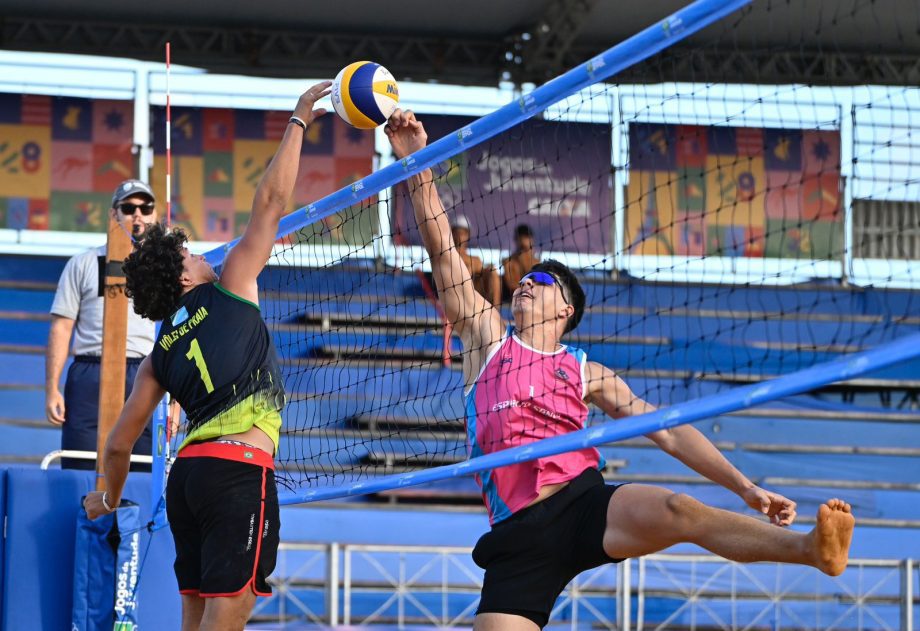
[156,0,920,507]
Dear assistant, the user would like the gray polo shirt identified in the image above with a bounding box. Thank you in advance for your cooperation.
[50,246,155,358]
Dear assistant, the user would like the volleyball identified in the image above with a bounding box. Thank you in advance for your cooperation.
[330,61,399,129]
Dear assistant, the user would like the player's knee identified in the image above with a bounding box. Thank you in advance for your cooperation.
[664,492,702,530]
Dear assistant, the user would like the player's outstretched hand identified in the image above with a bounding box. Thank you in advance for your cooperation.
[385,109,427,158]
[294,81,333,126]
[742,486,797,526]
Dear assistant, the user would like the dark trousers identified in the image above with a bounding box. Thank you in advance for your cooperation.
[61,356,153,471]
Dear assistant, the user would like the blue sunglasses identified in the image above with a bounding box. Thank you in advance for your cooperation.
[519,271,570,305]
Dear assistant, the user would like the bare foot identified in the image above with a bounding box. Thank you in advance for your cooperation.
[810,499,855,576]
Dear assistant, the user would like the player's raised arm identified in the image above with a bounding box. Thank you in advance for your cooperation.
[385,110,503,343]
[219,81,332,304]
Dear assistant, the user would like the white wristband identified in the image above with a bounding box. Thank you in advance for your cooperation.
[101,491,117,513]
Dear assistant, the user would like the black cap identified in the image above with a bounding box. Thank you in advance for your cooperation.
[112,180,155,207]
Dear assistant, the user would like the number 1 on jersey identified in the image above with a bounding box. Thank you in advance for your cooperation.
[186,338,215,393]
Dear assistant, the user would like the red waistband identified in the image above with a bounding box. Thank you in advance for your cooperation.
[178,442,274,470]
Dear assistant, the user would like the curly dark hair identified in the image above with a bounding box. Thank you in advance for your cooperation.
[530,259,586,334]
[123,223,188,321]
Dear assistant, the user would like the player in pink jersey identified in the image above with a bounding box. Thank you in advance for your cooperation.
[386,110,854,631]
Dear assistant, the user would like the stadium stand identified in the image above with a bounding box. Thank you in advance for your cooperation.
[3,252,918,544]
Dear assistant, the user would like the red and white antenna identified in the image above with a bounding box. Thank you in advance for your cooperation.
[165,41,172,228]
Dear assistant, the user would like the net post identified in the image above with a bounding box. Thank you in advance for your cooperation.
[95,215,132,490]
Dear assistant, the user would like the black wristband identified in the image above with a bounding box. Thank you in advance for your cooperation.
[289,116,307,132]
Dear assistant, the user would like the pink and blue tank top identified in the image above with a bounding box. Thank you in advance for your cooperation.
[465,326,604,524]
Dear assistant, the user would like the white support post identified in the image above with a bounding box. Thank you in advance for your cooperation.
[343,545,352,625]
[903,558,915,631]
[133,67,152,180]
[328,542,340,626]
[610,87,625,276]
[374,123,396,264]
[619,559,631,631]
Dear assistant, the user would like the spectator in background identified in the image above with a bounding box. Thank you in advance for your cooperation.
[45,180,158,470]
[451,215,501,307]
[502,223,540,302]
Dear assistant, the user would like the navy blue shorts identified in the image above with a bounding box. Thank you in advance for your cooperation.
[61,355,152,470]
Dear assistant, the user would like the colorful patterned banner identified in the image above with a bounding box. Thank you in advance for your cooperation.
[0,92,376,241]
[151,106,375,243]
[626,123,843,259]
[0,93,131,232]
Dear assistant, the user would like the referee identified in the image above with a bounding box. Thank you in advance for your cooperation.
[45,180,158,470]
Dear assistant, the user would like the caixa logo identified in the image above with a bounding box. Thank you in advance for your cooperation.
[456,127,473,142]
[518,93,536,113]
[305,204,318,217]
[351,181,365,194]
[401,156,417,170]
[661,15,684,37]
[586,56,606,78]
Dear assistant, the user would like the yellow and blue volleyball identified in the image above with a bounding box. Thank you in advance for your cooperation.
[331,61,399,129]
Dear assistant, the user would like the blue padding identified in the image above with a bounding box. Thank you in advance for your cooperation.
[280,503,489,547]
[0,353,51,385]
[0,423,59,456]
[0,255,66,284]
[0,288,55,313]
[0,470,6,612]
[72,502,142,631]
[257,265,426,296]
[1,469,179,630]
[585,281,920,317]
[0,318,49,346]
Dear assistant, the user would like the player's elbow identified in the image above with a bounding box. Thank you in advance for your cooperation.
[104,423,135,459]
[104,436,132,461]
[253,189,289,221]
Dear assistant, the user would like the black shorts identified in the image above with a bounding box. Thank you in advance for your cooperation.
[472,467,624,628]
[166,441,280,598]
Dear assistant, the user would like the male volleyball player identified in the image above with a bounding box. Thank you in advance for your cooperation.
[83,81,332,631]
[386,109,855,631]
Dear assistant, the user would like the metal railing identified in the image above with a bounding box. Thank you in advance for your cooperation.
[252,542,917,630]
[40,449,153,469]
